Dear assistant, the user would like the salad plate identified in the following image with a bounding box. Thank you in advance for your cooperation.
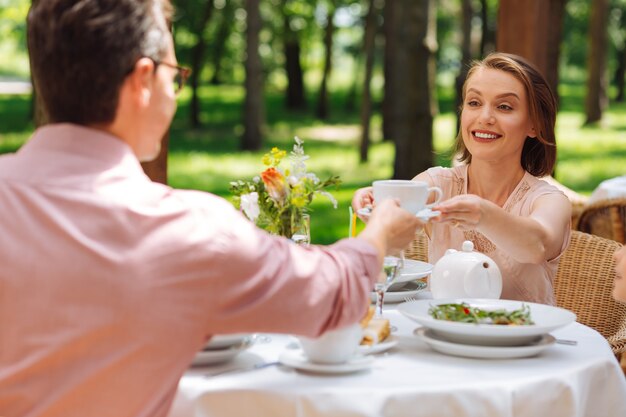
[398,298,576,346]
[192,339,253,366]
[370,280,427,303]
[279,350,373,374]
[415,328,556,359]
[357,335,399,355]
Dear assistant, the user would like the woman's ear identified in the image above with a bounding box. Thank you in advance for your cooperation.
[527,125,537,139]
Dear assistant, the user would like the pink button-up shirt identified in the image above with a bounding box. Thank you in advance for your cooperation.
[0,124,379,417]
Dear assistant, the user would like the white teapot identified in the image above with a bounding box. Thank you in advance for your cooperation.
[429,240,502,299]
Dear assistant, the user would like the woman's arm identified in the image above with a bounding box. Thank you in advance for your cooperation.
[434,193,571,264]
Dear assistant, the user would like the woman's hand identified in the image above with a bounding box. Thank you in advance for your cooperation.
[433,194,485,230]
[352,186,374,221]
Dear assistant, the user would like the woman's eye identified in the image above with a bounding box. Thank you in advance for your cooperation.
[498,104,513,111]
[466,100,480,107]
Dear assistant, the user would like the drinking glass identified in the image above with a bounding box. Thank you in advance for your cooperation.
[291,213,311,246]
[374,252,404,317]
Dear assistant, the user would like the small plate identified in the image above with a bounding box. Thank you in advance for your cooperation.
[396,260,433,283]
[279,350,374,374]
[370,280,427,303]
[357,207,440,222]
[192,339,253,366]
[416,327,556,359]
[357,335,399,355]
[204,333,251,350]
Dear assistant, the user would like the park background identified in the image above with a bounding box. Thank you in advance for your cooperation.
[0,0,625,244]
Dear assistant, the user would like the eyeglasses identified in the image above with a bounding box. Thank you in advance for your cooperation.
[151,59,191,95]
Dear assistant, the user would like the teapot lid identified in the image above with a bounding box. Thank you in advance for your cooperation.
[461,240,474,252]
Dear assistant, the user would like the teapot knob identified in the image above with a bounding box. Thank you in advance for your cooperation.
[461,241,474,252]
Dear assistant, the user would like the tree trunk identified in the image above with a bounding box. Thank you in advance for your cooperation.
[282,1,306,110]
[359,0,379,163]
[479,0,495,56]
[455,0,474,138]
[584,0,610,125]
[316,1,336,120]
[210,1,235,85]
[382,0,397,140]
[390,0,437,179]
[613,1,626,102]
[189,0,216,128]
[242,0,264,151]
[496,0,565,102]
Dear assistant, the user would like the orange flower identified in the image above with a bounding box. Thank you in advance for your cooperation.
[261,167,288,204]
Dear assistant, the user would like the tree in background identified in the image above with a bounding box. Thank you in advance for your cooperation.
[358,0,380,163]
[242,0,264,150]
[585,0,611,125]
[386,0,437,179]
[281,0,310,110]
[315,0,336,119]
[209,0,236,85]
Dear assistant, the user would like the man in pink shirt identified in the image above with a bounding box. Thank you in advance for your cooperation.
[0,1,421,416]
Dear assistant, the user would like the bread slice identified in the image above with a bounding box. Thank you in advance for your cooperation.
[361,318,390,345]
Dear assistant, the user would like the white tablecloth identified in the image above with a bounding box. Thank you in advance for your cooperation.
[169,306,626,417]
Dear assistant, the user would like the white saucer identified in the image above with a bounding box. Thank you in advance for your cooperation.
[370,280,427,303]
[357,335,399,355]
[192,339,253,366]
[279,350,374,374]
[415,327,556,359]
[357,207,440,222]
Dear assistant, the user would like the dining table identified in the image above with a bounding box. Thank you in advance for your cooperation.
[168,293,626,417]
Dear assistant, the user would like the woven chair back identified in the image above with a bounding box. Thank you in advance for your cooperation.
[576,198,626,244]
[405,230,429,263]
[554,231,626,355]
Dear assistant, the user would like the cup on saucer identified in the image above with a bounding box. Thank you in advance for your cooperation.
[373,180,442,215]
[298,323,363,364]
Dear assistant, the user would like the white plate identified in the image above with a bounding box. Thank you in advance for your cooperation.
[357,207,440,222]
[279,350,374,374]
[357,335,399,355]
[416,327,556,359]
[192,339,253,366]
[204,333,251,350]
[398,298,576,346]
[370,280,427,303]
[396,259,433,283]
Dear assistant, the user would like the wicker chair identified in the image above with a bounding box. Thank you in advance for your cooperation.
[554,231,626,357]
[575,198,626,244]
[405,229,429,263]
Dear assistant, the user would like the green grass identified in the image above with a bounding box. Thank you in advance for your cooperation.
[1,83,625,244]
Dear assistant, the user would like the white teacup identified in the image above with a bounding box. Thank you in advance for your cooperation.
[298,323,363,364]
[373,180,443,214]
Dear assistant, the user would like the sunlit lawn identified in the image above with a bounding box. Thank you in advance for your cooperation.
[1,82,625,244]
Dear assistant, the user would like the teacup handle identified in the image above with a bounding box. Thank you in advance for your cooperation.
[424,186,443,209]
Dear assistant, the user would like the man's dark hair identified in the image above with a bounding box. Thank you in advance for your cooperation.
[27,0,172,125]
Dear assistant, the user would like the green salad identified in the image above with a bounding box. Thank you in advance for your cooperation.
[428,303,534,325]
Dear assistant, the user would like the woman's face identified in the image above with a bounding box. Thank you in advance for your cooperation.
[614,245,626,302]
[460,67,536,164]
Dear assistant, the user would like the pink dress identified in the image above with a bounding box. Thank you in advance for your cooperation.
[425,165,571,305]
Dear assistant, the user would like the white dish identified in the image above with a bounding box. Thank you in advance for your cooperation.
[357,207,440,222]
[370,280,427,303]
[416,327,556,359]
[204,333,251,350]
[396,259,433,283]
[398,298,576,346]
[357,335,399,355]
[279,350,373,374]
[192,339,253,366]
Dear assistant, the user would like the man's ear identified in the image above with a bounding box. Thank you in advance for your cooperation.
[125,57,155,106]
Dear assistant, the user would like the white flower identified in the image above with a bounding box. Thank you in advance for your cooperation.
[319,191,338,209]
[240,192,260,222]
